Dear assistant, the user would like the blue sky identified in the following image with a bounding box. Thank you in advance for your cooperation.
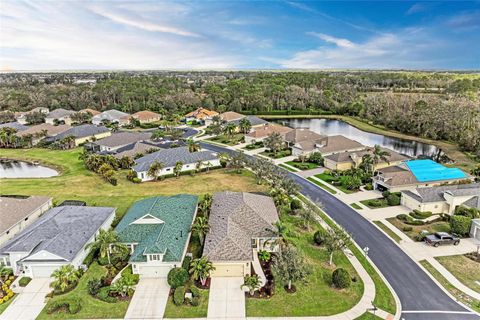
[1,1,479,70]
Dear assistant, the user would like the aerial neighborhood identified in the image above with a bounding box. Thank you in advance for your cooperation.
[0,71,479,320]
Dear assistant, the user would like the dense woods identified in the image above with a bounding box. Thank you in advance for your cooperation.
[0,71,479,153]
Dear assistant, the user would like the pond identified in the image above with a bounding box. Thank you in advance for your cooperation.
[272,118,441,158]
[0,159,59,178]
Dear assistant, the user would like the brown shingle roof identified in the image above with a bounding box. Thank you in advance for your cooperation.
[246,124,293,139]
[220,111,244,122]
[325,147,409,163]
[16,123,71,137]
[131,110,162,121]
[376,165,418,186]
[0,196,52,235]
[284,129,325,144]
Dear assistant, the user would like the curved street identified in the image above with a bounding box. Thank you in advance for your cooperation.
[200,141,480,320]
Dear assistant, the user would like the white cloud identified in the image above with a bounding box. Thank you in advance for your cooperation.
[306,32,355,48]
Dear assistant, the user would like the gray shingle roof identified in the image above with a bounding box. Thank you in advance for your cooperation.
[0,122,29,131]
[403,183,480,204]
[51,124,110,140]
[231,115,268,127]
[133,146,218,172]
[93,109,130,123]
[0,196,52,235]
[95,132,151,148]
[46,108,76,119]
[0,206,115,262]
[203,192,279,262]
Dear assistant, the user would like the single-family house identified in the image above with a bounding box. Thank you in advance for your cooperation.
[245,124,293,144]
[0,196,52,247]
[219,111,244,123]
[324,147,409,171]
[0,122,29,132]
[92,109,130,126]
[79,108,101,116]
[16,123,71,145]
[133,146,220,181]
[93,132,151,152]
[131,110,162,124]
[471,219,480,241]
[109,140,175,159]
[184,108,219,125]
[115,195,197,277]
[373,160,471,192]
[15,107,49,125]
[401,183,479,214]
[203,192,280,277]
[45,108,76,125]
[0,205,115,277]
[46,124,111,146]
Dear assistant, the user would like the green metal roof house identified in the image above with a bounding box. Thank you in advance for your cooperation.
[115,195,198,277]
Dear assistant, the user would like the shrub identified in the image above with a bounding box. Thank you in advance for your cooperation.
[410,210,433,219]
[190,286,200,298]
[68,299,81,314]
[396,214,410,221]
[191,296,200,306]
[366,199,384,207]
[450,215,472,236]
[386,194,400,206]
[174,286,186,305]
[332,268,351,289]
[364,183,373,190]
[405,219,425,226]
[403,226,413,232]
[182,256,192,271]
[167,268,189,289]
[415,232,428,242]
[455,206,480,219]
[313,229,328,245]
[97,286,116,303]
[45,298,81,314]
[382,191,391,198]
[19,277,32,287]
[83,248,97,266]
[98,256,109,266]
[290,199,302,210]
[87,278,102,296]
[132,177,142,184]
[308,152,324,165]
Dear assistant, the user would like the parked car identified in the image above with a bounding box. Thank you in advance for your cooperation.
[425,232,460,247]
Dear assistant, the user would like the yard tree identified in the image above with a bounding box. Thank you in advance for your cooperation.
[324,227,352,265]
[372,145,390,166]
[360,154,374,173]
[174,161,183,177]
[25,111,45,125]
[227,151,246,173]
[299,200,320,231]
[239,117,252,134]
[147,160,164,179]
[189,257,215,286]
[308,152,324,165]
[51,265,79,293]
[272,246,310,291]
[199,193,213,216]
[472,164,480,182]
[208,122,223,135]
[223,122,237,138]
[86,229,128,265]
[188,139,201,152]
[241,275,262,296]
[264,132,284,156]
[191,216,210,245]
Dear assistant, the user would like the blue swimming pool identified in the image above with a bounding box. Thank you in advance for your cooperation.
[405,159,467,182]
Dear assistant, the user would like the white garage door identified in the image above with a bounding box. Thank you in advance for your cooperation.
[211,264,244,277]
[30,265,57,278]
[139,265,171,278]
[473,226,480,240]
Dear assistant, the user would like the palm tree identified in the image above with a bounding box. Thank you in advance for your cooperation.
[199,193,213,216]
[371,145,390,168]
[189,257,215,286]
[174,161,183,178]
[0,266,13,285]
[147,161,164,179]
[223,123,237,139]
[241,275,262,296]
[191,216,210,245]
[188,139,201,152]
[86,229,127,265]
[195,159,204,173]
[51,265,79,292]
[239,118,252,134]
[360,154,374,173]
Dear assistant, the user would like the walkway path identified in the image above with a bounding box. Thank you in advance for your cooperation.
[0,278,50,320]
[124,278,170,319]
[208,277,245,319]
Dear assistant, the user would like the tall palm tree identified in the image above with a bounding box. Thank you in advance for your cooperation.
[223,123,237,138]
[86,229,127,265]
[239,118,252,134]
[195,159,204,173]
[51,265,79,292]
[147,160,164,179]
[191,216,210,245]
[372,145,390,168]
[188,139,201,152]
[360,154,374,173]
[189,257,215,286]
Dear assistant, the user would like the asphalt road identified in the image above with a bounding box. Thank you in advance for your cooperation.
[200,142,480,320]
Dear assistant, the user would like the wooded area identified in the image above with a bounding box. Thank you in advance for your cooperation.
[0,71,479,153]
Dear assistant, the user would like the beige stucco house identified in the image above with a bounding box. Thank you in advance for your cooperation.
[324,147,409,171]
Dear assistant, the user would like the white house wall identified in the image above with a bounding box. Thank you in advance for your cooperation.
[137,159,221,182]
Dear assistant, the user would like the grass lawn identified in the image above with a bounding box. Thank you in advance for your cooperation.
[307,177,337,194]
[0,295,15,315]
[351,203,363,210]
[436,255,480,293]
[314,173,355,194]
[0,148,267,221]
[245,212,364,317]
[420,260,480,313]
[278,163,299,172]
[243,142,264,150]
[373,221,402,243]
[206,133,244,146]
[37,263,129,319]
[386,217,450,241]
[285,161,320,170]
[355,312,384,320]
[360,198,390,209]
[296,195,396,315]
[259,148,292,159]
[163,288,209,318]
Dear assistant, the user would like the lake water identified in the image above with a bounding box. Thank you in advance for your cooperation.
[272,118,441,158]
[0,160,59,178]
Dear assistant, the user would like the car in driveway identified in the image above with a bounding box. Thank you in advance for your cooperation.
[425,232,460,247]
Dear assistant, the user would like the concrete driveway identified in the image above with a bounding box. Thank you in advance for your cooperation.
[207,277,245,319]
[0,278,50,320]
[124,278,170,319]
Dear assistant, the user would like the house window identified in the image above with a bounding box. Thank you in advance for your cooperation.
[141,173,145,179]
[150,254,161,261]
[251,239,257,249]
[166,168,171,171]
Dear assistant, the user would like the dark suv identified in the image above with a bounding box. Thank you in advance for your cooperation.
[425,232,460,247]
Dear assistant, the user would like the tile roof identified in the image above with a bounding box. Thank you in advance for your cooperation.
[0,122,29,131]
[115,195,197,262]
[324,147,409,163]
[220,111,244,122]
[402,183,480,204]
[95,132,151,148]
[46,108,76,119]
[184,108,219,120]
[0,206,115,262]
[50,124,110,140]
[131,110,162,121]
[16,123,71,137]
[203,192,279,262]
[0,196,52,235]
[246,124,293,139]
[133,146,218,172]
[284,129,325,144]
